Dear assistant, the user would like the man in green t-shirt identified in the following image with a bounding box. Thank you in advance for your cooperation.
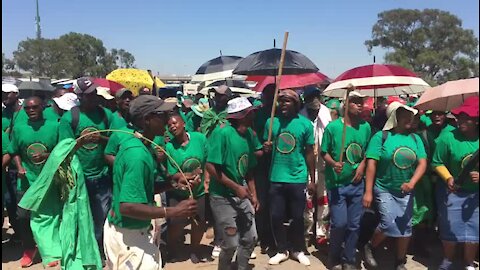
[263,89,315,266]
[8,96,60,267]
[320,91,371,269]
[109,88,133,129]
[2,130,11,226]
[104,95,198,269]
[58,77,113,258]
[206,97,260,270]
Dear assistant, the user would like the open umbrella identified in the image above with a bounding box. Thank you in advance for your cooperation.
[233,48,319,76]
[198,79,258,97]
[247,72,330,91]
[17,79,55,99]
[106,68,165,96]
[414,77,479,112]
[91,78,125,96]
[191,56,243,83]
[323,64,430,98]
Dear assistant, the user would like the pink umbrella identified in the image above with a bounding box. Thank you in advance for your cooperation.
[91,78,126,95]
[246,72,330,92]
[414,77,479,112]
[323,64,430,97]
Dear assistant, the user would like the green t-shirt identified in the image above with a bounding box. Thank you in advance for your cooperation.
[420,114,432,128]
[432,129,479,192]
[58,108,112,179]
[366,131,427,193]
[8,120,59,191]
[109,112,129,130]
[321,118,371,189]
[253,105,271,143]
[264,114,315,184]
[166,132,207,198]
[426,124,455,158]
[108,138,156,229]
[43,106,61,122]
[2,130,10,195]
[2,106,28,133]
[207,124,258,197]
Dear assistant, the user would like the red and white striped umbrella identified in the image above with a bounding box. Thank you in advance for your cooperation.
[323,64,430,97]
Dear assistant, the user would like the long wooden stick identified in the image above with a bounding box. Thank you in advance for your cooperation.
[267,32,289,143]
[339,84,355,163]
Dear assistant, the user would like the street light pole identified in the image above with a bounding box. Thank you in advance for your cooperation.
[35,0,41,39]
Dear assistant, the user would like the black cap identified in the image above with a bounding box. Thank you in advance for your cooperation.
[129,95,176,120]
[74,77,99,94]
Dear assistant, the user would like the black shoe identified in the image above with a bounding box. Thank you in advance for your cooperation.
[363,243,378,268]
[342,263,358,270]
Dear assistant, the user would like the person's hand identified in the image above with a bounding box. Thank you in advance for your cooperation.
[333,162,344,174]
[155,148,167,163]
[171,199,197,218]
[446,177,456,192]
[251,195,260,213]
[363,192,373,208]
[87,132,101,143]
[353,163,365,183]
[470,171,479,183]
[263,141,273,153]
[31,152,48,164]
[235,186,252,200]
[177,169,202,190]
[164,136,171,144]
[400,182,415,194]
[18,166,27,179]
[307,182,316,195]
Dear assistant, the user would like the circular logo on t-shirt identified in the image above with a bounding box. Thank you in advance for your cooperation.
[276,132,296,154]
[460,154,478,170]
[182,158,202,173]
[345,143,363,165]
[393,147,417,170]
[81,127,99,150]
[27,143,48,165]
[238,154,249,178]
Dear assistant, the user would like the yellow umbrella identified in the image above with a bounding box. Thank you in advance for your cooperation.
[106,68,165,96]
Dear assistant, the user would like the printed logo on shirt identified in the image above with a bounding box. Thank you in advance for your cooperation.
[276,132,296,154]
[182,158,202,173]
[27,142,48,165]
[81,127,99,150]
[238,154,249,178]
[460,153,478,170]
[345,143,363,165]
[393,146,417,170]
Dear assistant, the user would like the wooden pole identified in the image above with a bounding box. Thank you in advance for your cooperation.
[339,84,355,163]
[267,32,289,143]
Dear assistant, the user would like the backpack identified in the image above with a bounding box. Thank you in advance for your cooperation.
[70,106,109,133]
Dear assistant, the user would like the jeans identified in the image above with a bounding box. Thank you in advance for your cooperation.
[270,182,307,253]
[5,170,18,232]
[210,195,257,270]
[16,191,36,249]
[327,181,365,264]
[85,175,112,257]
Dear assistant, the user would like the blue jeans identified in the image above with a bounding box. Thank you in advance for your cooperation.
[270,182,307,253]
[327,181,365,264]
[85,175,112,257]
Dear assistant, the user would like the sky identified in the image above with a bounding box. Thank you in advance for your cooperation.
[2,0,479,78]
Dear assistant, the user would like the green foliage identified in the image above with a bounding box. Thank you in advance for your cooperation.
[12,32,136,78]
[366,9,479,85]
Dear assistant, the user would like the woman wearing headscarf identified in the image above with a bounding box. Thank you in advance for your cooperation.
[432,96,479,270]
[363,102,427,270]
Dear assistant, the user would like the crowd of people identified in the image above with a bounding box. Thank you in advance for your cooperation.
[1,77,479,270]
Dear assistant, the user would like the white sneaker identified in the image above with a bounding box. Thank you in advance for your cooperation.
[211,246,221,258]
[268,252,289,265]
[465,266,475,270]
[250,251,257,259]
[292,252,311,266]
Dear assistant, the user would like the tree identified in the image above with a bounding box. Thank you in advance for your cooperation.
[365,9,479,85]
[12,32,136,78]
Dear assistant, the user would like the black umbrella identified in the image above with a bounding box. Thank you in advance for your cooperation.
[233,48,319,76]
[17,80,55,99]
[195,56,243,74]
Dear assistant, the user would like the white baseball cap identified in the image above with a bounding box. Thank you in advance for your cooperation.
[226,97,256,119]
[383,101,418,131]
[53,93,80,111]
[96,87,114,100]
[2,84,19,93]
